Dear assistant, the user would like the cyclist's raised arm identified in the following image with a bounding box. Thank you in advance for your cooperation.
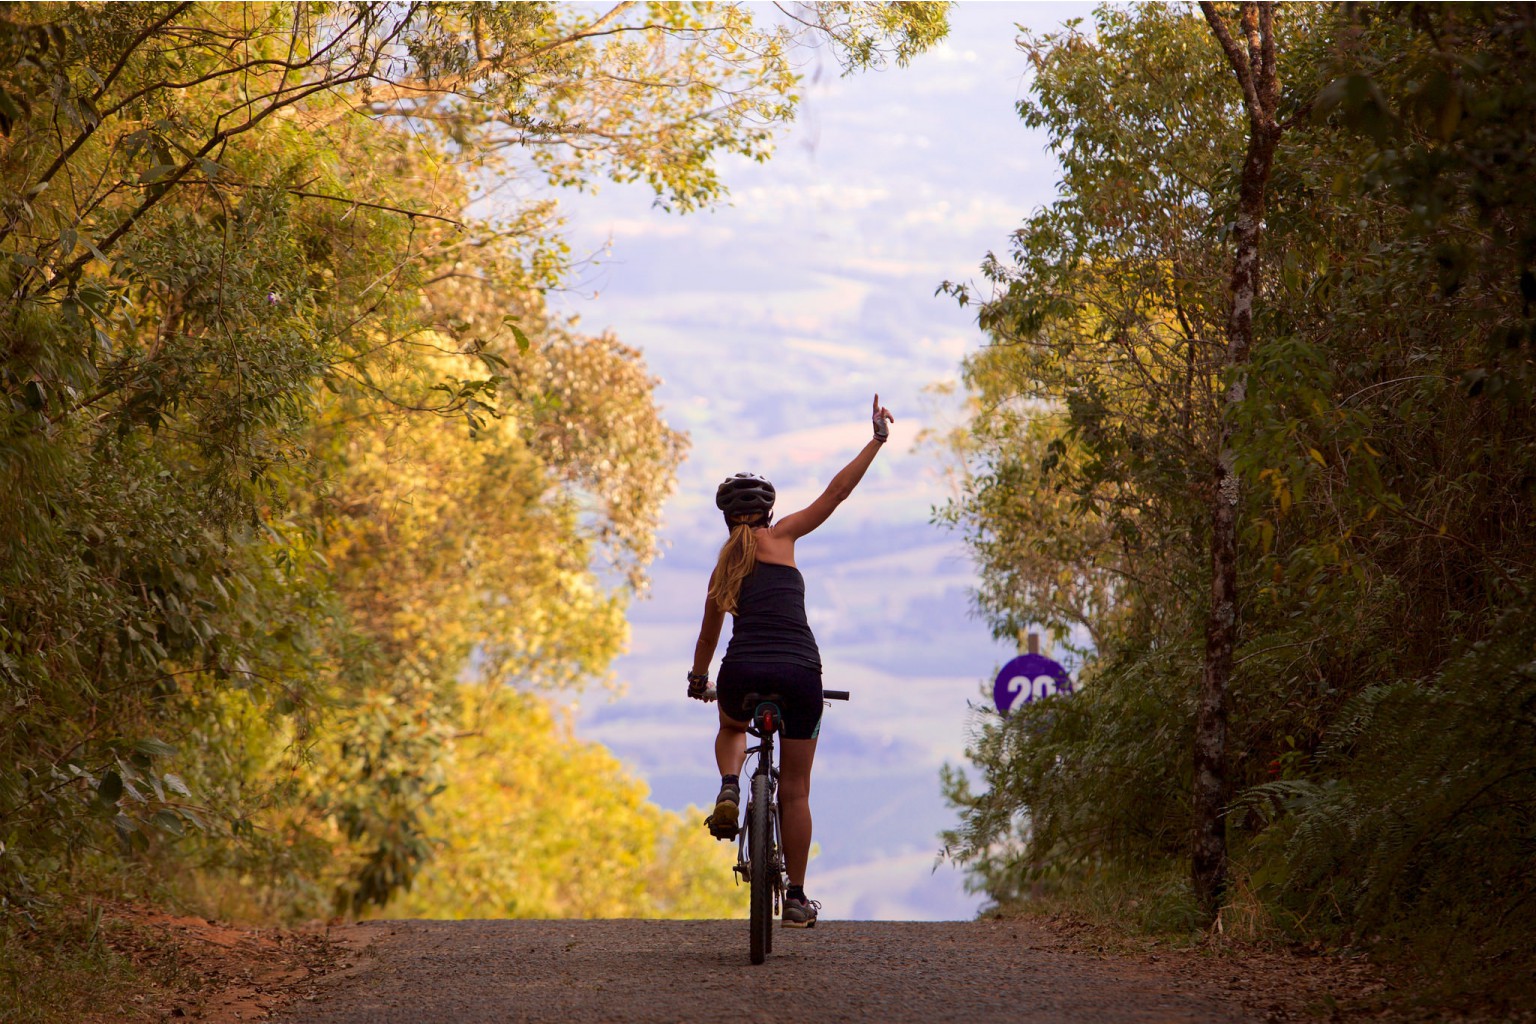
[772,394,893,542]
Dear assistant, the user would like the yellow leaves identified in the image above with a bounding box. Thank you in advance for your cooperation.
[1258,460,1314,517]
[309,314,678,696]
[375,686,738,920]
[0,0,777,926]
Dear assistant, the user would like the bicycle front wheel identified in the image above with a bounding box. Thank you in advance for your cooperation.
[748,770,773,964]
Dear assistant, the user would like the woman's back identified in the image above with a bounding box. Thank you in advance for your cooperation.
[722,562,821,670]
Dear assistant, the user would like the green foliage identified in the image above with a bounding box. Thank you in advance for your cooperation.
[0,0,949,954]
[796,1,952,73]
[937,3,1238,886]
[942,639,1202,894]
[940,1,1535,1001]
[367,1,950,212]
[1241,606,1536,976]
[0,900,141,1024]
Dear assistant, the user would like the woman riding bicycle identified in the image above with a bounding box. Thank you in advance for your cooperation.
[687,394,894,928]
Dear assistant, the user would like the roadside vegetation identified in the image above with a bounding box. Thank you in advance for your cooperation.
[939,2,1535,1009]
[0,4,947,1020]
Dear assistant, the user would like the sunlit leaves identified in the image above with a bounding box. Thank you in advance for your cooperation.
[0,0,947,927]
[378,689,738,921]
[373,2,948,212]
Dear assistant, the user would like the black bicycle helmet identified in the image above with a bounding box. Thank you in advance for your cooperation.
[715,472,775,519]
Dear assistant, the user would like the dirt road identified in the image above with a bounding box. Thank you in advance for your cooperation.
[269,919,1322,1023]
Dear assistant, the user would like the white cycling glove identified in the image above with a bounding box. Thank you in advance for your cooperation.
[872,394,892,444]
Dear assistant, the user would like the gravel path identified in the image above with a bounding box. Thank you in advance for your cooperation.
[272,919,1273,1023]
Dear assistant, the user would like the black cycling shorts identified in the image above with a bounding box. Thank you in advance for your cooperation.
[716,661,824,740]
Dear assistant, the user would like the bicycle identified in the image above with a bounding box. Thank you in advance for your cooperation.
[703,685,849,964]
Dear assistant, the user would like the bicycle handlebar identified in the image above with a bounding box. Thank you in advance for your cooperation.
[698,687,850,702]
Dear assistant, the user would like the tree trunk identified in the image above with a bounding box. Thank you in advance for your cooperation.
[1193,1,1283,922]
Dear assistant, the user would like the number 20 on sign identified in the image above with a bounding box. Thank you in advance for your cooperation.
[992,645,1073,715]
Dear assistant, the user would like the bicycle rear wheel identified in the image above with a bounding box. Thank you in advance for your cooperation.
[764,802,775,958]
[748,770,772,964]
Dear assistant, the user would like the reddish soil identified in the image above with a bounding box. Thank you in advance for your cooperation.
[87,904,366,1024]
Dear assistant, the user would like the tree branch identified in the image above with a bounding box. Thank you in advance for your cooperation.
[1258,3,1279,112]
[93,2,195,101]
[1198,2,1262,117]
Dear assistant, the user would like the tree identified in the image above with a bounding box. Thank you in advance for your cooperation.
[1190,0,1286,921]
[0,0,951,923]
[378,688,739,921]
[938,1,1245,910]
[941,1,1536,1000]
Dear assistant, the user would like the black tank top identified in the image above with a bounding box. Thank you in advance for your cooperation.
[721,562,822,671]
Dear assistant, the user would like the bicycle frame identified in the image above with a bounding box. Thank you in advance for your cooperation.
[734,700,784,915]
[701,685,848,964]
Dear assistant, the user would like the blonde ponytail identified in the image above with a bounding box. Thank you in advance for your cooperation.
[708,522,759,614]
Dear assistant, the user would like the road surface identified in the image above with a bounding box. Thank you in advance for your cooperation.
[271,919,1291,1023]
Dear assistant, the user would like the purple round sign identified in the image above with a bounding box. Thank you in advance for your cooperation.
[993,653,1072,713]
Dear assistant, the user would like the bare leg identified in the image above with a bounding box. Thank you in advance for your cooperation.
[715,707,748,777]
[778,737,818,887]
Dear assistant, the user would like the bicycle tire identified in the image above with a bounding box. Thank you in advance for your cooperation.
[748,769,772,964]
[765,803,776,957]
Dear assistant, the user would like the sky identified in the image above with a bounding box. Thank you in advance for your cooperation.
[547,1,1094,922]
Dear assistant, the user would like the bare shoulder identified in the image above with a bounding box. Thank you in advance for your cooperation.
[756,526,797,566]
